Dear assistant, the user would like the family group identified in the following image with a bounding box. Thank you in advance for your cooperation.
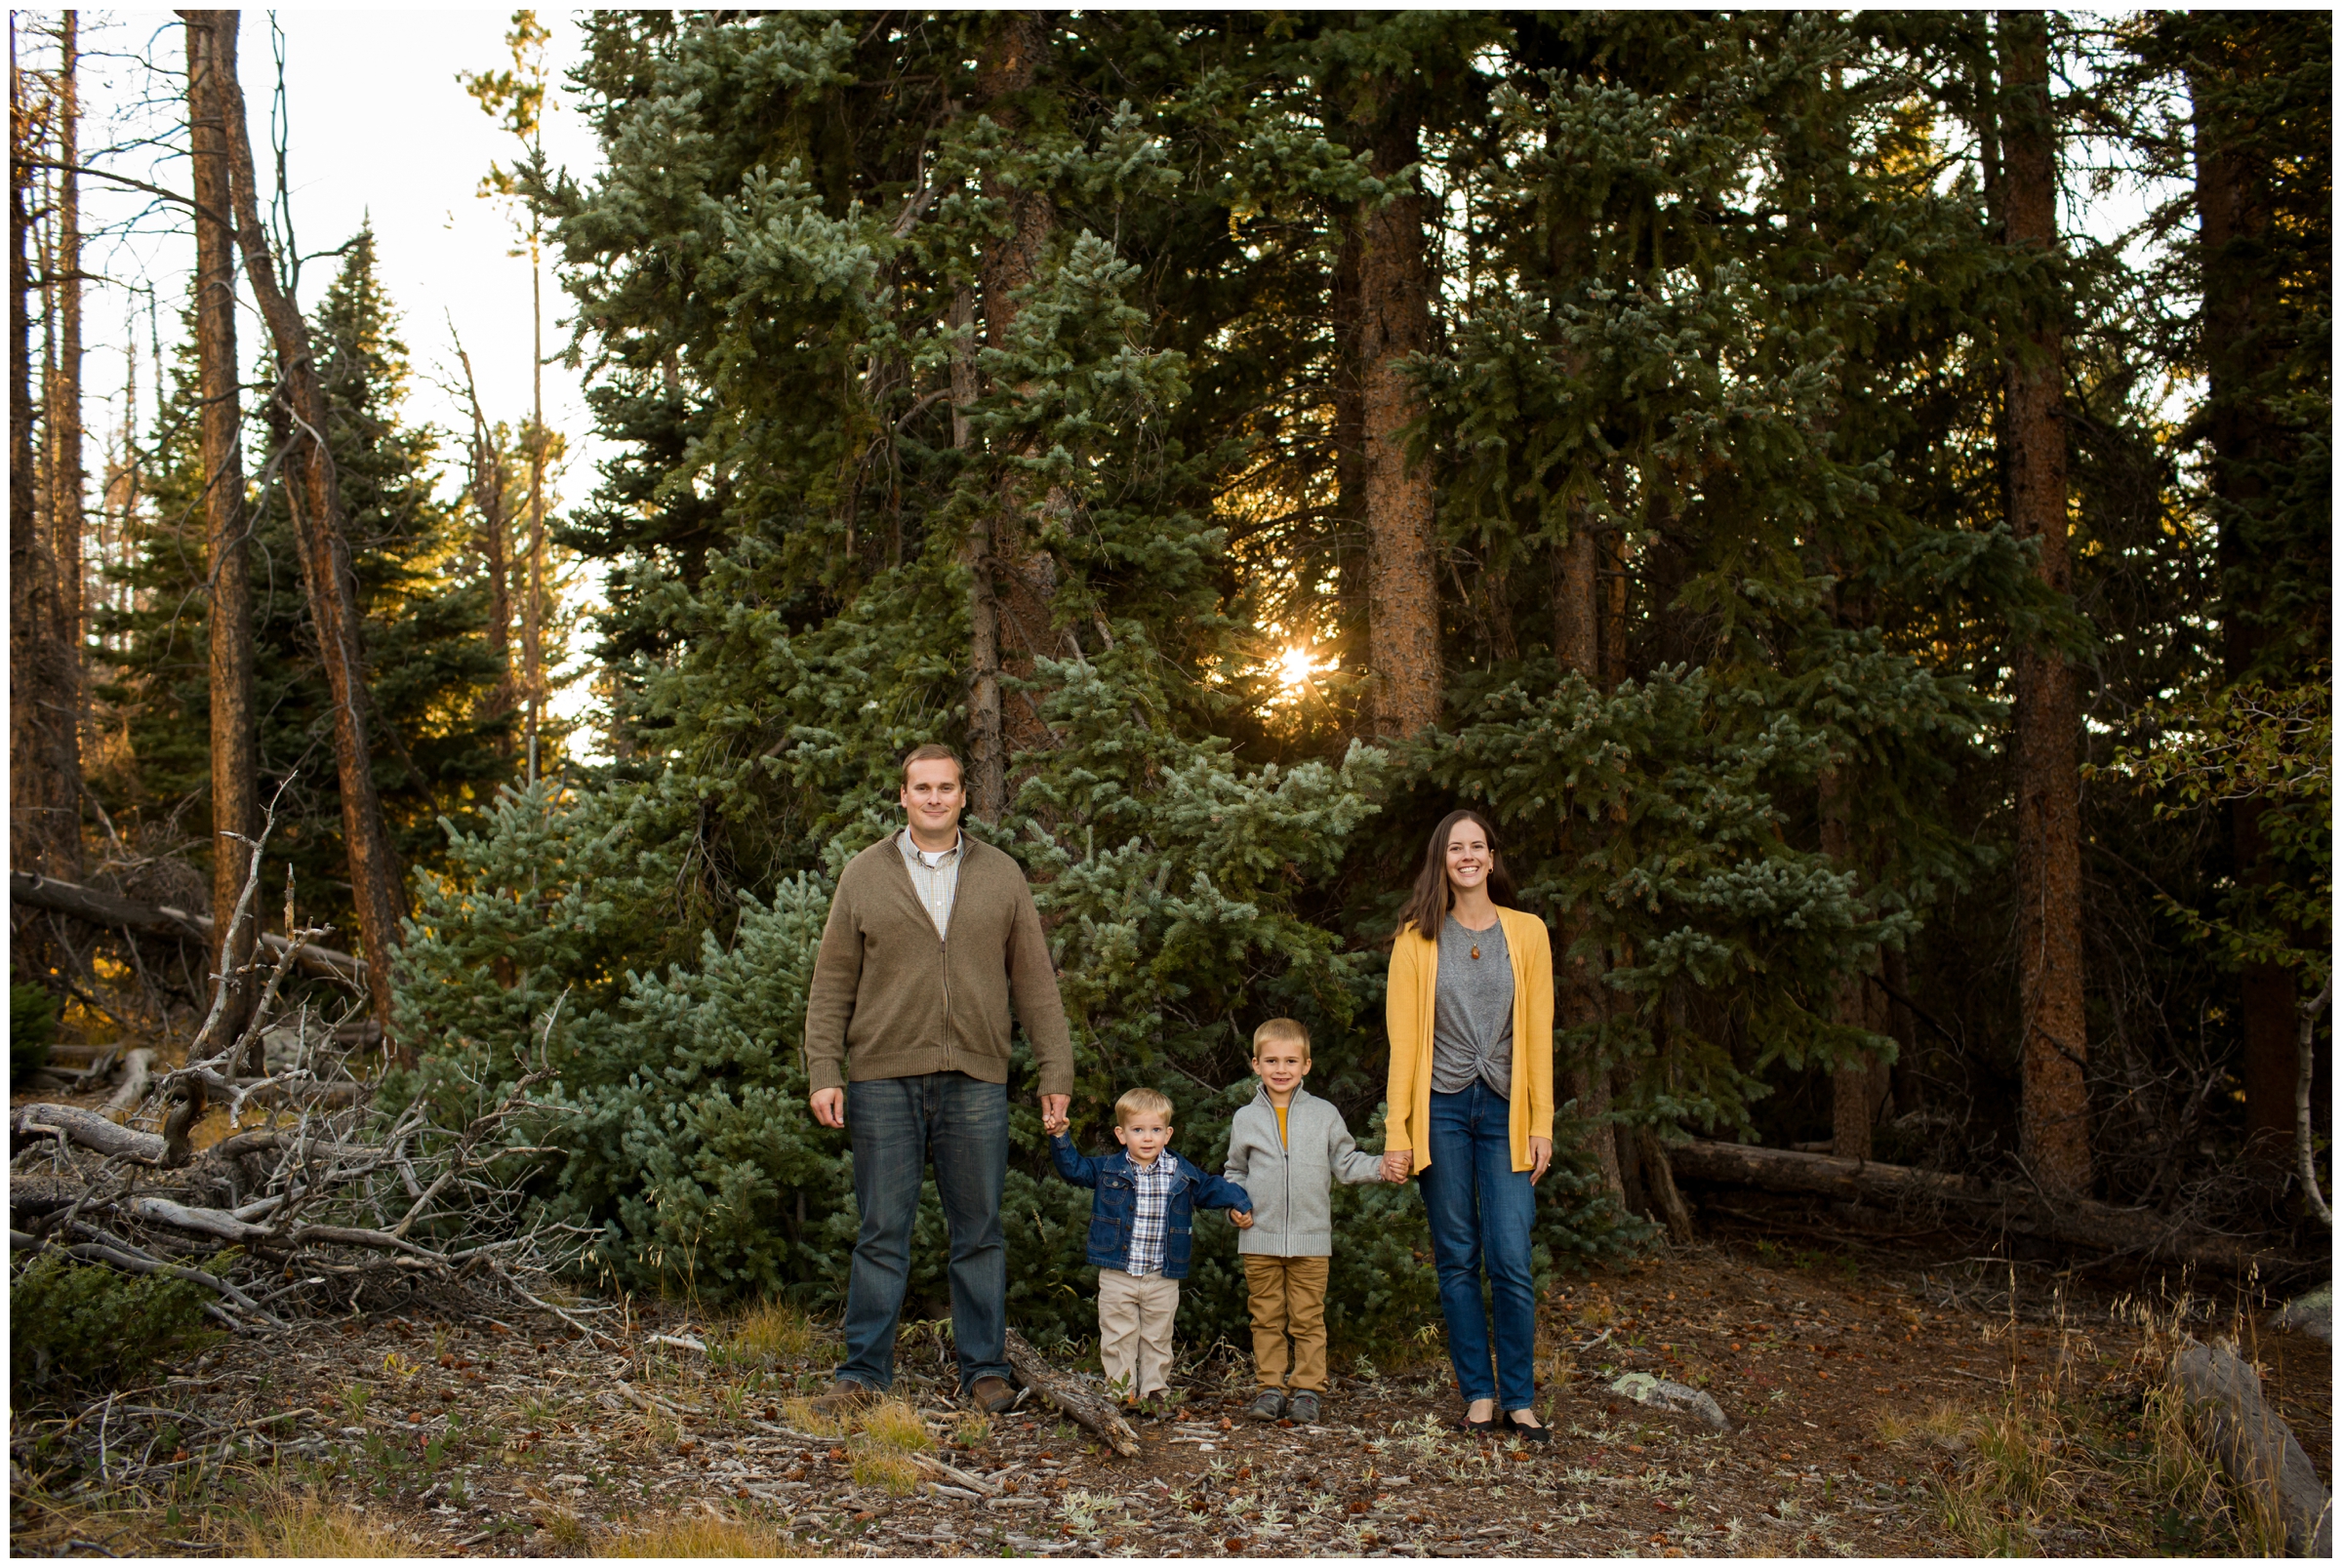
[800,743,1558,1439]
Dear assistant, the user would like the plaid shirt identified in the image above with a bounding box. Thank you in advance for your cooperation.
[1124,1157,1176,1276]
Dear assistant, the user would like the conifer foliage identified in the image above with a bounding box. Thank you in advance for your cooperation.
[386,11,2330,1336]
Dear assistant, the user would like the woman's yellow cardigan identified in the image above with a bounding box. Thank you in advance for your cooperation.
[1384,906,1555,1175]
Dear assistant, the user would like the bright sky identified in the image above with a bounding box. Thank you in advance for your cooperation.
[65,9,610,736]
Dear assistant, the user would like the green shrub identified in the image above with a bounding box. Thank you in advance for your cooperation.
[11,983,59,1087]
[10,1253,216,1398]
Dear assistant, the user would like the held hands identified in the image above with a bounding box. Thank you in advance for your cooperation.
[1230,1210,1255,1229]
[1040,1094,1070,1137]
[1381,1148,1413,1184]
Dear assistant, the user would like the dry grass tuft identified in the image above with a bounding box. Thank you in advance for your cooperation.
[237,1496,427,1557]
[725,1300,818,1364]
[539,1505,594,1553]
[850,1441,925,1496]
[599,1507,818,1556]
[859,1397,933,1453]
[782,1394,843,1436]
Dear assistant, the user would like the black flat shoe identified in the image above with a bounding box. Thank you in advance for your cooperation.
[1457,1412,1500,1435]
[1505,1413,1553,1443]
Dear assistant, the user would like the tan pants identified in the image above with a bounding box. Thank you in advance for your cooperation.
[1097,1269,1179,1399]
[1244,1255,1331,1391]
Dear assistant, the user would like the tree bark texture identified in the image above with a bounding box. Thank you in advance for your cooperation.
[524,252,545,784]
[2191,39,2304,1159]
[47,12,84,791]
[1330,223,1367,679]
[1353,98,1441,739]
[973,11,1062,787]
[950,282,1006,824]
[454,340,515,758]
[10,25,80,891]
[186,12,262,1063]
[1998,11,2089,1196]
[211,12,405,1039]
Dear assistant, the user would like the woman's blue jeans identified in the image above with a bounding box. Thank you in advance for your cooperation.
[1420,1080,1538,1411]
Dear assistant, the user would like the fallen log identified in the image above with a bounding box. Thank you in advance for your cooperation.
[2170,1337,2333,1557]
[10,871,363,985]
[1002,1327,1142,1459]
[12,1103,170,1164]
[1669,1139,2287,1274]
[98,1047,156,1119]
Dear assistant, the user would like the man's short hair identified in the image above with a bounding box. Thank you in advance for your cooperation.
[900,742,964,788]
[1114,1086,1174,1127]
[1252,1018,1310,1056]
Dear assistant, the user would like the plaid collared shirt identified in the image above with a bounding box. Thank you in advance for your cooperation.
[895,826,964,940]
[1125,1156,1176,1276]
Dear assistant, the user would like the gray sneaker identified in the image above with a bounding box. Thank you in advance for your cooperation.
[1244,1388,1286,1423]
[1285,1389,1321,1425]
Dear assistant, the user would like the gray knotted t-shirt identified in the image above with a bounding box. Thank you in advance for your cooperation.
[1432,913,1514,1097]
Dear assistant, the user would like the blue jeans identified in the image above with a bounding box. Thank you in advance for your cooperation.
[838,1072,1011,1394]
[1420,1081,1538,1411]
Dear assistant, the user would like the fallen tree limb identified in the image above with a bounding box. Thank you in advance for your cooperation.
[12,1104,170,1164]
[10,871,362,984]
[2170,1336,2333,1557]
[1670,1139,2289,1274]
[1001,1327,1141,1459]
[98,1048,155,1119]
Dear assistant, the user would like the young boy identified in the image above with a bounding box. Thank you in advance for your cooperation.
[1223,1018,1389,1425]
[1050,1087,1252,1410]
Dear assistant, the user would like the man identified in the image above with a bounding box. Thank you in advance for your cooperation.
[802,743,1073,1415]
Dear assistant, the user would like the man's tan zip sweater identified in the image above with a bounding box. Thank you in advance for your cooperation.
[802,832,1073,1096]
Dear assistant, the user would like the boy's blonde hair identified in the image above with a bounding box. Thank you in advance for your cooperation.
[1114,1086,1174,1127]
[1251,1017,1310,1057]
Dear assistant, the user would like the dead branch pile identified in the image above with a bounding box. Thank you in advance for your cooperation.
[9,817,588,1342]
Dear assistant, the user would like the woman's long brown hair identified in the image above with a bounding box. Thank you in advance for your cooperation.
[1395,809,1516,941]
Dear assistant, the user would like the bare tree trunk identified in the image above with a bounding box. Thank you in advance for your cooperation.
[2190,40,2302,1165]
[1354,96,1441,739]
[11,21,78,892]
[48,12,83,803]
[186,12,261,1065]
[1331,221,1367,686]
[524,242,545,786]
[209,12,404,1042]
[1998,10,2089,1195]
[452,337,514,758]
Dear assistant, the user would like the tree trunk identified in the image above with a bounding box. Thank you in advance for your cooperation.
[453,338,514,758]
[1331,221,1367,684]
[211,12,405,1042]
[1820,767,1880,1160]
[1354,96,1441,739]
[10,21,78,894]
[1997,11,2089,1196]
[524,244,545,785]
[972,11,1060,798]
[1553,520,1621,1197]
[47,12,83,811]
[2191,39,2302,1163]
[950,282,1005,824]
[186,12,261,1066]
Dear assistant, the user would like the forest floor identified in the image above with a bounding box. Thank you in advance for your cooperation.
[10,1208,2329,1559]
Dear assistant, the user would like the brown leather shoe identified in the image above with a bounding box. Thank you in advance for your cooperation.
[807,1378,879,1418]
[969,1375,1025,1416]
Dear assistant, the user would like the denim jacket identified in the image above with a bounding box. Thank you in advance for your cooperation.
[1049,1134,1252,1280]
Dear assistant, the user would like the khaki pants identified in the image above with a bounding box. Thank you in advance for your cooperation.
[1244,1255,1331,1391]
[1097,1269,1179,1399]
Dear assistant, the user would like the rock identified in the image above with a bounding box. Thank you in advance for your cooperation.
[2170,1337,2332,1557]
[2273,1287,2331,1344]
[1606,1372,1729,1431]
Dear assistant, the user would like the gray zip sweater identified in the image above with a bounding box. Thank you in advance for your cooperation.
[1222,1085,1386,1257]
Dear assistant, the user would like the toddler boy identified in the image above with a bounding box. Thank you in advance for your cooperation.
[1224,1018,1389,1424]
[1050,1087,1252,1409]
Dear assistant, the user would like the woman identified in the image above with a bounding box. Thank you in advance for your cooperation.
[1382,809,1555,1439]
